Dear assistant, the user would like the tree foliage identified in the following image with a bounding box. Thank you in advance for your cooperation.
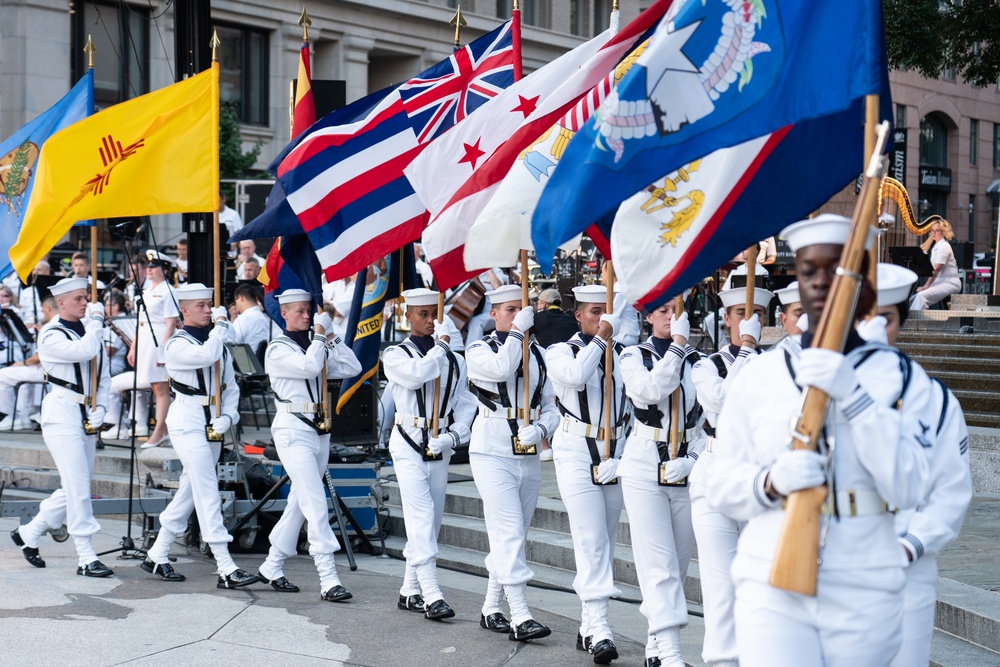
[885,0,1000,88]
[219,102,263,201]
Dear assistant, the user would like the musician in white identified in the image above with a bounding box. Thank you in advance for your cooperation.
[228,283,271,353]
[101,290,148,438]
[545,284,631,664]
[709,215,936,667]
[140,283,258,589]
[257,289,362,601]
[10,278,112,576]
[0,296,56,430]
[381,288,476,621]
[619,295,705,667]
[465,285,559,641]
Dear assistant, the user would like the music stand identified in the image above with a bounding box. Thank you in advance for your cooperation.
[888,247,935,278]
[0,309,33,364]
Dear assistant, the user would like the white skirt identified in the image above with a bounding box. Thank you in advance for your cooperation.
[135,321,168,386]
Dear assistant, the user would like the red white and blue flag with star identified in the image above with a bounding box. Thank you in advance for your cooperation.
[262,20,516,283]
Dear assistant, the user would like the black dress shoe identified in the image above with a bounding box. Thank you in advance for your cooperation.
[644,658,661,667]
[592,639,618,664]
[321,585,353,602]
[423,599,456,620]
[77,560,114,577]
[397,594,425,612]
[508,619,551,642]
[258,572,300,592]
[576,632,593,652]
[217,569,259,589]
[480,612,511,633]
[140,559,186,582]
[10,528,45,568]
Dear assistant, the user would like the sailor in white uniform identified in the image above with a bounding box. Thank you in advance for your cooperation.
[140,283,258,589]
[465,284,559,642]
[773,281,804,351]
[688,284,772,667]
[10,278,113,576]
[860,264,973,667]
[257,289,363,601]
[381,288,476,620]
[619,295,706,667]
[545,284,632,665]
[708,215,936,667]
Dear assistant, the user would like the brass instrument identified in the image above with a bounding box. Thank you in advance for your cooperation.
[878,177,943,236]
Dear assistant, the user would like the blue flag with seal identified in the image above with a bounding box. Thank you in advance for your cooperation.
[532,0,886,270]
[336,244,418,413]
[0,71,94,281]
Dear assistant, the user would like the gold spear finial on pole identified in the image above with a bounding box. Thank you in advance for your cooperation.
[84,34,96,69]
[449,6,467,50]
[210,29,221,62]
[612,0,619,12]
[513,0,520,10]
[298,7,312,42]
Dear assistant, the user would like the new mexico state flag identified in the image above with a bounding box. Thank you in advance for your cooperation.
[10,64,220,281]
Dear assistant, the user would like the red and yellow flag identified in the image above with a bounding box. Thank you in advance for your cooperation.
[10,64,220,281]
[291,42,316,139]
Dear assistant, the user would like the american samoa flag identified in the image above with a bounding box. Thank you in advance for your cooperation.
[400,22,514,144]
[264,20,515,284]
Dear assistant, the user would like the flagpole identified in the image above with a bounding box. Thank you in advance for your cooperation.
[431,292,445,438]
[865,94,879,302]
[744,244,758,317]
[520,249,531,430]
[666,293,685,484]
[84,34,101,423]
[449,5,466,51]
[210,31,223,425]
[603,260,614,462]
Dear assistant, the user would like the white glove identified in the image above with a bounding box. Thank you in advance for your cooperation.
[86,302,105,319]
[661,456,695,483]
[512,306,534,333]
[427,432,455,456]
[599,312,621,338]
[768,449,827,497]
[433,319,451,343]
[738,313,761,344]
[857,315,889,345]
[595,458,620,484]
[517,424,542,446]
[796,348,859,401]
[670,311,690,345]
[315,311,333,334]
[211,306,228,322]
[85,318,103,334]
[210,415,232,434]
[796,312,809,333]
[86,406,107,429]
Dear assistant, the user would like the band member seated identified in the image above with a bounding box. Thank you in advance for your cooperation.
[257,289,363,601]
[10,278,112,576]
[381,288,476,621]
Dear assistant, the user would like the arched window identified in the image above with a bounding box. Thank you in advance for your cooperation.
[920,114,949,167]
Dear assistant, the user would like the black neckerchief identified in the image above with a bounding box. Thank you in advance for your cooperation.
[410,334,435,355]
[728,343,743,358]
[184,325,211,343]
[284,329,312,351]
[59,318,85,337]
[579,333,595,345]
[650,335,671,358]
[494,330,510,344]
[801,329,867,354]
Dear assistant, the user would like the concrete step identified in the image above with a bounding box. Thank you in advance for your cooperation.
[898,332,1000,348]
[931,629,1000,667]
[900,341,1000,359]
[5,467,137,499]
[952,389,1000,415]
[936,578,1000,655]
[967,412,1000,430]
[914,370,1000,392]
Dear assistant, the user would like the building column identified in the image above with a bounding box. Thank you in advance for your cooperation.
[343,34,375,103]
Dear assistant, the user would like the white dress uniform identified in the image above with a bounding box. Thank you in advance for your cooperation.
[103,317,149,433]
[619,337,706,665]
[18,308,110,567]
[258,321,363,596]
[228,304,271,352]
[135,279,178,386]
[910,239,961,310]
[546,330,631,650]
[0,320,52,424]
[465,321,559,629]
[689,342,760,667]
[144,319,244,578]
[382,327,476,608]
[709,331,935,667]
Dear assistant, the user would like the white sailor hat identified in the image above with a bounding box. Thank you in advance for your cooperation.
[401,288,440,307]
[49,277,89,296]
[876,263,918,307]
[174,282,213,301]
[572,284,615,304]
[277,288,313,304]
[780,213,878,253]
[718,286,774,309]
[774,281,801,306]
[485,285,523,304]
[145,249,176,267]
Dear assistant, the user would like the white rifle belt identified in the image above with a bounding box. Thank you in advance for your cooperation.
[173,393,213,407]
[477,405,540,421]
[277,401,322,414]
[632,421,698,444]
[559,416,625,441]
[395,413,453,430]
[820,489,890,518]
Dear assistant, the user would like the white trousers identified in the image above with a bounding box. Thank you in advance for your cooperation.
[470,452,541,588]
[21,423,100,566]
[0,364,44,419]
[909,279,961,310]
[690,492,742,664]
[260,426,341,591]
[621,476,694,636]
[734,570,903,667]
[889,556,937,667]
[104,372,150,428]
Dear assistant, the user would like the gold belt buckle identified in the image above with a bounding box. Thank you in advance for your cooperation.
[512,436,537,456]
[848,490,858,518]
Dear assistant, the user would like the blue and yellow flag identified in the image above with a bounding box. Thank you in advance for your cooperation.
[0,71,93,281]
[336,245,418,412]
